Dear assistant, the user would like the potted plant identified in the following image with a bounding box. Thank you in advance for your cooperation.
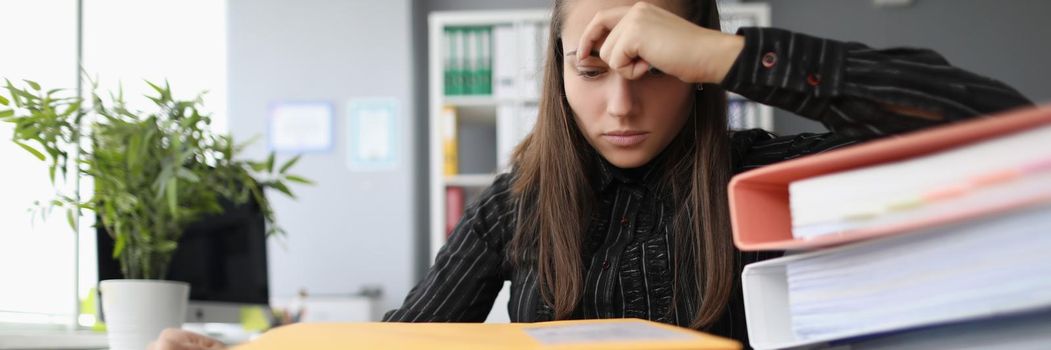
[0,77,311,350]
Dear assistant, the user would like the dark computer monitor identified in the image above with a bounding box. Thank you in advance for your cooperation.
[96,194,270,323]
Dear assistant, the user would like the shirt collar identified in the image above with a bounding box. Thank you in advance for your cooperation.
[590,146,669,192]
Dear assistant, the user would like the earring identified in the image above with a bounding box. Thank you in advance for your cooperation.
[696,84,704,91]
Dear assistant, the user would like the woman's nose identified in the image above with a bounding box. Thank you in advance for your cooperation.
[606,76,638,119]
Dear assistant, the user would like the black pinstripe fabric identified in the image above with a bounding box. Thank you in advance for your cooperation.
[384,27,1032,348]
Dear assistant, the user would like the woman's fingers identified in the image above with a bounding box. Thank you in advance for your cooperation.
[576,6,631,62]
[575,2,737,83]
[149,328,226,350]
[579,4,652,80]
[597,11,625,66]
[148,338,182,350]
[608,35,649,80]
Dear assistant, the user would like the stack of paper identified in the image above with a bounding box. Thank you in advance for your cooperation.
[844,308,1051,350]
[785,202,1051,341]
[783,120,1051,342]
[730,104,1051,349]
[789,124,1051,239]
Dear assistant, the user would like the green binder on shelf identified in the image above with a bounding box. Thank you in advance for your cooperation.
[443,27,454,96]
[479,26,492,95]
[464,27,478,95]
[447,26,464,96]
[444,26,494,97]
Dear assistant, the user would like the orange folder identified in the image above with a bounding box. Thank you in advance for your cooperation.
[232,318,740,350]
[729,103,1051,251]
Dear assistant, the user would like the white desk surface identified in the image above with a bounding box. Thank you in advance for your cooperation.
[0,330,108,350]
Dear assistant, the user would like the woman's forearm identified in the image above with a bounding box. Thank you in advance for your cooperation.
[720,27,1033,138]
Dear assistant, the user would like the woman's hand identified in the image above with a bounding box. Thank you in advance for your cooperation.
[575,2,744,84]
[148,328,227,350]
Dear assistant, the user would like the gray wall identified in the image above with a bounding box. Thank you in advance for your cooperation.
[228,0,416,316]
[742,0,1051,135]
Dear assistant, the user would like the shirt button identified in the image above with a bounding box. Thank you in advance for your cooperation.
[761,52,777,68]
[807,73,822,86]
[602,260,610,270]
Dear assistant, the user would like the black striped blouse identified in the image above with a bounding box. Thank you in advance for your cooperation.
[382,27,1032,347]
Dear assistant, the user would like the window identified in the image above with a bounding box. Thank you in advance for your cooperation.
[0,0,80,325]
[0,0,226,326]
[83,0,229,133]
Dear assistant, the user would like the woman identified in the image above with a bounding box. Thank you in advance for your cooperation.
[150,0,1031,349]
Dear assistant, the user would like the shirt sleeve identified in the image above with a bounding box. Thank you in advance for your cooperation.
[382,174,514,322]
[721,27,1034,171]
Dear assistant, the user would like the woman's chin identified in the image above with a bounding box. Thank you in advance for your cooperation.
[601,150,656,169]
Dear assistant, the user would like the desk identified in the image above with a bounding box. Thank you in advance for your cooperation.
[0,331,108,350]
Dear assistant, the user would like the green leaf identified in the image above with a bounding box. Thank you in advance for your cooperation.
[234,135,260,153]
[271,181,295,199]
[145,80,165,96]
[248,161,267,173]
[24,79,41,91]
[176,168,200,183]
[49,165,56,184]
[154,164,173,197]
[112,233,126,258]
[13,140,45,161]
[166,178,178,216]
[66,208,77,231]
[6,85,35,106]
[284,174,314,185]
[279,155,301,174]
[266,152,275,173]
[0,94,8,106]
[59,100,81,117]
[157,242,178,255]
[0,109,12,119]
[128,133,142,171]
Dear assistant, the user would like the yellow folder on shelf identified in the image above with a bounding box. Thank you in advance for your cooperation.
[441,105,459,176]
[233,318,740,350]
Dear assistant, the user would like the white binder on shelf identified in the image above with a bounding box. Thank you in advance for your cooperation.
[492,24,517,99]
[496,104,538,172]
[518,22,541,101]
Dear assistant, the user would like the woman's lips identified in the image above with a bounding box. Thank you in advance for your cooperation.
[602,132,649,147]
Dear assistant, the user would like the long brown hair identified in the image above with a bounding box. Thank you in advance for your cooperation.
[509,0,733,330]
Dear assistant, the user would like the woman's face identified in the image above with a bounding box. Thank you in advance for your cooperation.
[561,0,693,169]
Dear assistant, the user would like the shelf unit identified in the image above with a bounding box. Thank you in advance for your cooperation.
[427,4,772,323]
[429,9,551,260]
[429,9,552,323]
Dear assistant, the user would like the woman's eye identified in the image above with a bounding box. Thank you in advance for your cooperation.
[574,66,659,79]
[576,68,605,79]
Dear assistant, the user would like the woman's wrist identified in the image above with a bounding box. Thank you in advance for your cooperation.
[710,34,745,84]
